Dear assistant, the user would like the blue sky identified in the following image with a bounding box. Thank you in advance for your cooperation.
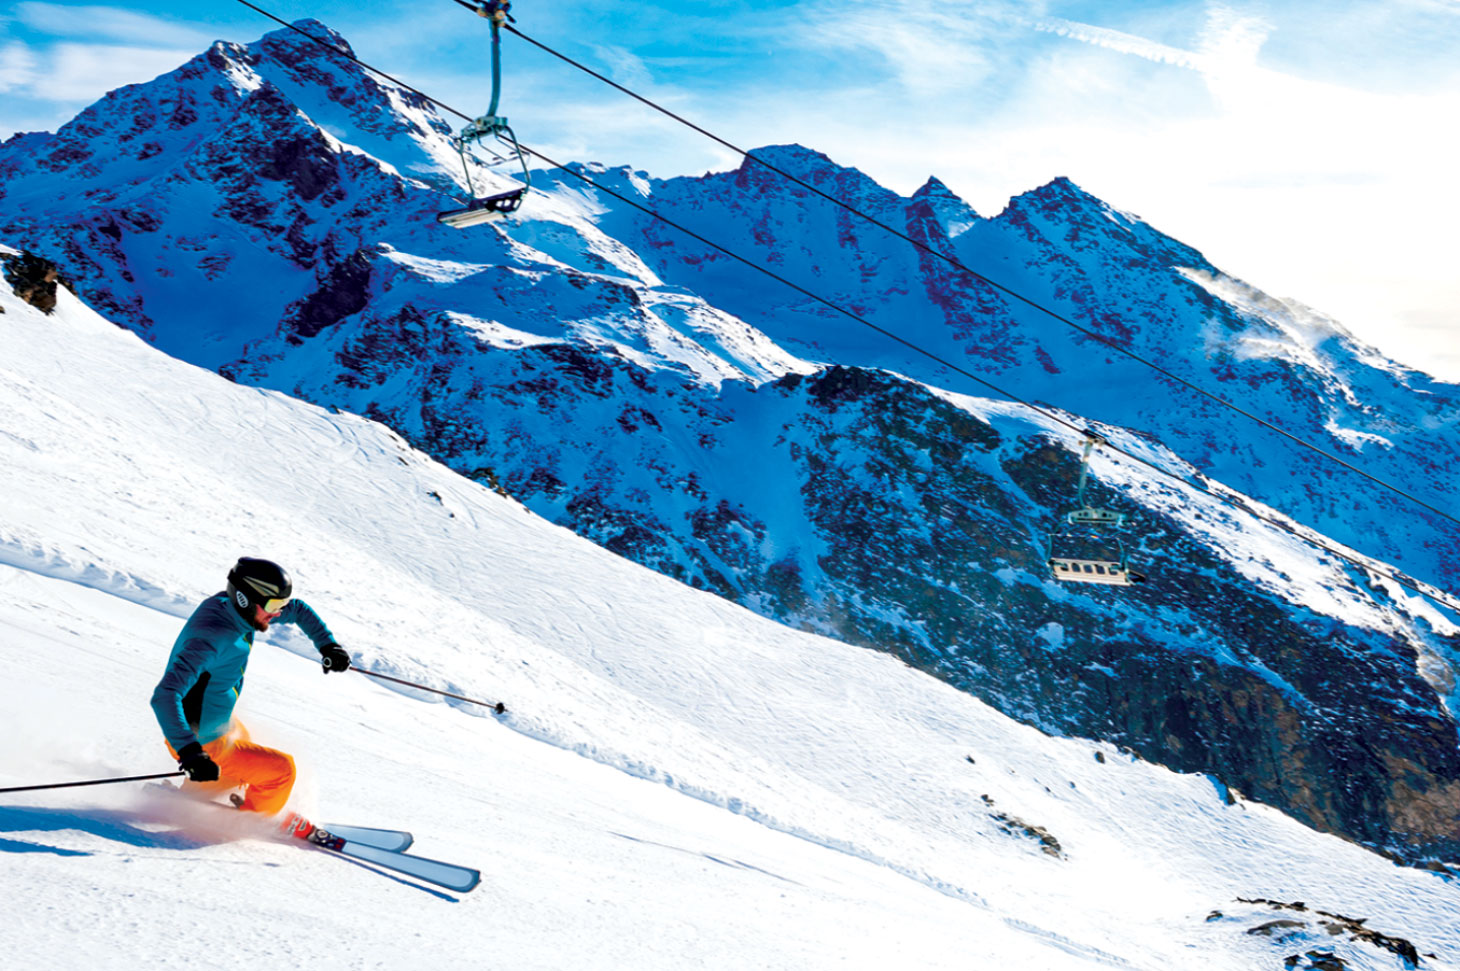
[3,0,1458,379]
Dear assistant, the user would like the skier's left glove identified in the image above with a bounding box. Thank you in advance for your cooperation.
[320,643,351,674]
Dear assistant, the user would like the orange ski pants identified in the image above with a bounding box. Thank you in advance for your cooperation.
[166,721,296,815]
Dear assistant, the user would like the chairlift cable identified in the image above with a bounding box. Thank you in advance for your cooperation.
[228,0,1460,615]
[493,18,1460,536]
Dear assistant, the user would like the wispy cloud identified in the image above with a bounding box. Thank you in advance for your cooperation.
[14,3,212,47]
[0,3,211,107]
[784,0,1021,96]
[57,42,198,98]
[0,41,40,93]
[590,44,655,90]
[952,2,1460,373]
[1195,4,1273,64]
[3,41,195,101]
[1031,19,1203,70]
[1033,3,1275,77]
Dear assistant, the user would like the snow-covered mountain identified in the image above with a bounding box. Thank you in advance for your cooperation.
[1,19,1457,867]
[554,149,1460,596]
[3,246,1458,971]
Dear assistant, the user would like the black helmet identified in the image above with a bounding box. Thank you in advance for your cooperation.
[227,557,293,613]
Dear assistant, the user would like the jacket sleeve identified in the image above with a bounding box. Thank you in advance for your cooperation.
[150,638,211,751]
[280,598,338,651]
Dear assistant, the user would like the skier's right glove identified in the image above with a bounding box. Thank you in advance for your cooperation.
[177,742,220,782]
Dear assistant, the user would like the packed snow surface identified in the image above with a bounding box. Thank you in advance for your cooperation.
[2,285,1457,969]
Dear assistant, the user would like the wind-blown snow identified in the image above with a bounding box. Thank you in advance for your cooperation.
[2,282,1457,968]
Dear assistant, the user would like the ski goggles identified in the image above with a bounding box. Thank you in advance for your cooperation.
[260,596,292,614]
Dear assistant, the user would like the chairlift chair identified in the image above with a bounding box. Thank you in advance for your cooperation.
[437,0,531,228]
[1046,433,1144,587]
[438,186,528,228]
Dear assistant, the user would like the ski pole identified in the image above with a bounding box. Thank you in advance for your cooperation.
[0,771,185,794]
[353,668,507,714]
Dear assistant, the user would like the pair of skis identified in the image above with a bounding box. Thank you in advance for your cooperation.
[145,781,480,894]
[278,814,481,893]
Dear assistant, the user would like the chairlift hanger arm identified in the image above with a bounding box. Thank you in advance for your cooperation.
[1073,430,1108,510]
[438,0,531,226]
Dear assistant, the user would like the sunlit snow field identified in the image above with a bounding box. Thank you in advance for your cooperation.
[1,273,1456,969]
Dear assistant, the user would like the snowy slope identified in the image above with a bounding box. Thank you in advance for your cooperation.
[2,252,1458,969]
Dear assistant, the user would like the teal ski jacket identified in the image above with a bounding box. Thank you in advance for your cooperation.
[150,593,337,750]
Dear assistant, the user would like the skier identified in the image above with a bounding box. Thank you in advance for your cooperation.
[150,557,351,814]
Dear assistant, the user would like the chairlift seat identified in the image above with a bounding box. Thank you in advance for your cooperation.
[1048,556,1136,586]
[437,188,527,229]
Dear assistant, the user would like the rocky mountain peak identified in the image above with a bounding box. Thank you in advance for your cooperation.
[910,174,954,200]
[731,143,898,210]
[911,175,979,237]
[989,173,1214,283]
[1005,175,1111,219]
[738,143,837,178]
[260,18,358,60]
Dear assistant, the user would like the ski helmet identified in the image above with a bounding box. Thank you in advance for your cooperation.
[227,557,293,614]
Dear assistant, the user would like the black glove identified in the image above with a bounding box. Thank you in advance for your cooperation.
[177,742,220,782]
[320,643,351,674]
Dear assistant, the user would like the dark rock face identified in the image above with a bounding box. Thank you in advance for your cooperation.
[285,246,377,340]
[1230,898,1425,969]
[2,251,67,313]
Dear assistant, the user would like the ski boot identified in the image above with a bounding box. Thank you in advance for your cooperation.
[277,811,346,850]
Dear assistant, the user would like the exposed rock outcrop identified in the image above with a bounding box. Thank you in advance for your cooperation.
[2,250,67,314]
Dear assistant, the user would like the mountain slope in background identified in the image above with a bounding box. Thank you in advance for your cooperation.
[2,251,1458,971]
[0,21,1457,862]
[553,149,1460,595]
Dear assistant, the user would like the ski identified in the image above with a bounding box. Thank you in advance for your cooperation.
[278,813,480,893]
[335,840,481,893]
[318,823,414,852]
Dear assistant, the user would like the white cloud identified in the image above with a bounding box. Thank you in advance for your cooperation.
[0,41,40,93]
[591,44,655,90]
[0,6,206,105]
[14,3,211,47]
[1195,4,1273,64]
[785,0,1018,96]
[29,42,196,101]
